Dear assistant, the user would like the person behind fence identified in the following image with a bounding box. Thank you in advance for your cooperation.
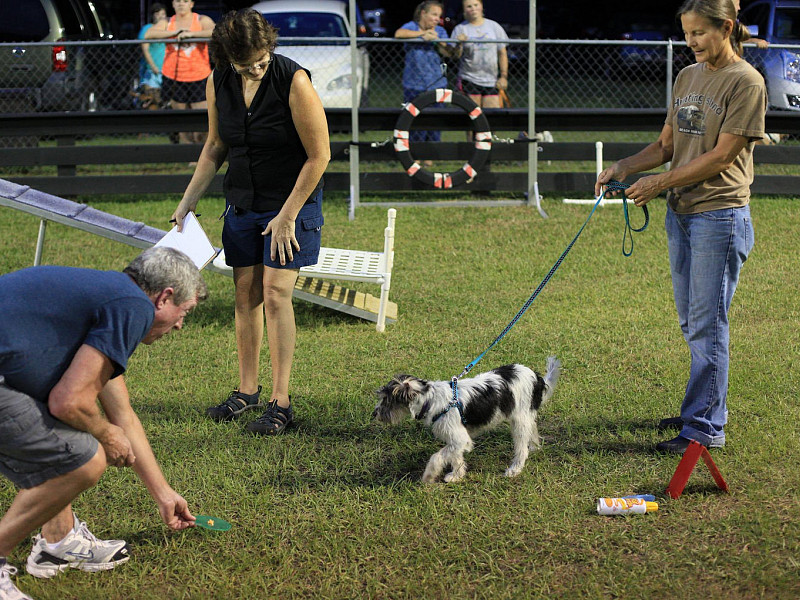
[395,1,459,148]
[169,9,330,436]
[453,0,509,109]
[137,3,168,109]
[733,0,769,48]
[145,0,215,144]
[0,247,207,600]
[595,0,766,455]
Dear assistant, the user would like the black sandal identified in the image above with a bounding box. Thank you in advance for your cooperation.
[246,399,293,435]
[206,386,263,422]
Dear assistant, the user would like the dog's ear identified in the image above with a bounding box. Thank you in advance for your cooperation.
[375,381,395,401]
[392,374,422,399]
[375,377,408,401]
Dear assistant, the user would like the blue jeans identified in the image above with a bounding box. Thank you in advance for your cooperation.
[665,205,754,447]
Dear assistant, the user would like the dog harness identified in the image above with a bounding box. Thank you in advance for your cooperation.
[416,378,467,425]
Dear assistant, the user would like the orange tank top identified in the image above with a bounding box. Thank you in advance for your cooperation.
[162,14,211,82]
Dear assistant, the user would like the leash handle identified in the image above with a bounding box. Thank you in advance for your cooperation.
[610,180,650,257]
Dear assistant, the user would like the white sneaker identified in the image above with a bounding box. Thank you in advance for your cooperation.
[0,563,33,600]
[26,516,129,579]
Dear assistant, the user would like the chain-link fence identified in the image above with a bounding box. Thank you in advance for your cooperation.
[2,37,799,126]
[0,38,680,114]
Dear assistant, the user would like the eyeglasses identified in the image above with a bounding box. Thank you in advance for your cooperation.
[230,54,272,76]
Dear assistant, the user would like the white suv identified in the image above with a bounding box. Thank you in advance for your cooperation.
[251,0,370,108]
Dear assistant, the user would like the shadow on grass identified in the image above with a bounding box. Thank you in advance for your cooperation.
[186,289,374,330]
[542,415,670,455]
[137,405,703,491]
[293,301,370,329]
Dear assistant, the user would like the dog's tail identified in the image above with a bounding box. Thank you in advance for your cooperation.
[542,355,560,404]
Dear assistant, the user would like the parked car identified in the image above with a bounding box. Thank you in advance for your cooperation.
[600,13,674,80]
[739,0,800,111]
[618,24,670,76]
[0,0,119,112]
[252,0,370,108]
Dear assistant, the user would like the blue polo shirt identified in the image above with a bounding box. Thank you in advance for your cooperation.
[0,266,154,402]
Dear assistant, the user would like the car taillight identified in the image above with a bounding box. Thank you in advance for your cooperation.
[52,45,67,72]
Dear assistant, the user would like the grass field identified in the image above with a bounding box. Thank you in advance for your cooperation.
[1,191,798,599]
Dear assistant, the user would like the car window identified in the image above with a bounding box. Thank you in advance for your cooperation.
[262,12,348,38]
[774,8,800,41]
[740,4,770,39]
[51,0,102,38]
[0,0,49,42]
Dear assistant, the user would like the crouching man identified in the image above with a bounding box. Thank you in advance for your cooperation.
[0,247,207,600]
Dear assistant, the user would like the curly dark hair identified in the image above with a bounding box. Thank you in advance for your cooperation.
[209,9,279,66]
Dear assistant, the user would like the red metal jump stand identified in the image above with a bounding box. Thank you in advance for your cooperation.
[666,440,729,499]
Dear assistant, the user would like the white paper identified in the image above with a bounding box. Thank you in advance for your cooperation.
[154,211,218,270]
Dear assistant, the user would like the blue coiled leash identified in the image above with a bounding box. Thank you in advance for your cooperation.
[619,182,650,257]
[433,180,649,425]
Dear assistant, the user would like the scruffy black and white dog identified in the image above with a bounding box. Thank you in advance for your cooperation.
[373,357,560,483]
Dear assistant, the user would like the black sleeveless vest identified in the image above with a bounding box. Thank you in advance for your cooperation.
[214,54,323,212]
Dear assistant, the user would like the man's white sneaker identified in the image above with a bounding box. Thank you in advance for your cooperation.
[0,563,33,600]
[25,516,129,579]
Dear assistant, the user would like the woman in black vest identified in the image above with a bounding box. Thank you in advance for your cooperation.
[171,9,330,435]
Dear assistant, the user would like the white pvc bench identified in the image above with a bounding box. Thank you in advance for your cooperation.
[213,208,397,332]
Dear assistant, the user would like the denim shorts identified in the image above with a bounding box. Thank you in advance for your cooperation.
[0,377,98,489]
[221,191,324,269]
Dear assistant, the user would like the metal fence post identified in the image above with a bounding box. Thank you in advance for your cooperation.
[666,39,674,108]
[527,0,539,213]
[349,0,360,220]
[666,39,674,170]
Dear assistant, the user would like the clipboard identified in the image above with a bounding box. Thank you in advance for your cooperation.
[154,212,219,270]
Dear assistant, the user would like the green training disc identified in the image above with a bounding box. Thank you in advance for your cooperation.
[194,515,232,531]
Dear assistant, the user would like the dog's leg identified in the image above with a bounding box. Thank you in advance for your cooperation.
[506,414,536,478]
[422,447,448,483]
[443,445,468,483]
[442,428,472,483]
[423,428,473,483]
[528,417,542,452]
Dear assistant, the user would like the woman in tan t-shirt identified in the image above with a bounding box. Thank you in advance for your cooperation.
[594,0,766,455]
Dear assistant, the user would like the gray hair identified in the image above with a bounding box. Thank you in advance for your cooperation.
[678,0,747,56]
[124,247,208,305]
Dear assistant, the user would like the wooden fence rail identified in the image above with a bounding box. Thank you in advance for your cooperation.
[1,109,799,196]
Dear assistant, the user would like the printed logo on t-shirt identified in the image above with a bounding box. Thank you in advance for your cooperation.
[677,105,706,135]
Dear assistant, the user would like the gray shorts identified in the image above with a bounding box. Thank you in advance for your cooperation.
[0,377,99,489]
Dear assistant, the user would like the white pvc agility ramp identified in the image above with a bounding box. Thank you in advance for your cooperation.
[0,178,396,331]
